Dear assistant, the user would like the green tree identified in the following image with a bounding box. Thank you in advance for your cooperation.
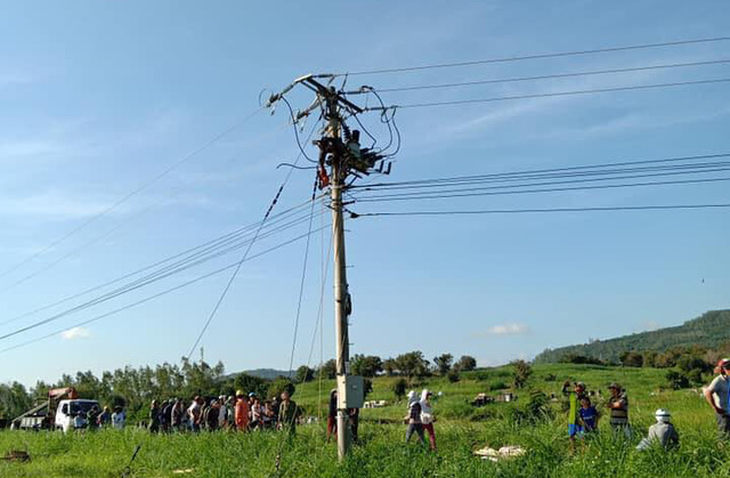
[433,353,454,375]
[392,378,408,401]
[511,360,533,389]
[295,366,315,384]
[620,351,644,367]
[268,377,296,399]
[455,355,477,372]
[395,351,430,379]
[318,359,337,379]
[351,355,383,378]
[383,358,397,376]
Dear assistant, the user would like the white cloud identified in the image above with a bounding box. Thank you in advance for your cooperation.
[487,322,531,336]
[61,327,91,340]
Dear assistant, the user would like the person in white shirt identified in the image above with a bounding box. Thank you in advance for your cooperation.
[420,389,437,451]
[111,406,126,430]
[704,358,730,438]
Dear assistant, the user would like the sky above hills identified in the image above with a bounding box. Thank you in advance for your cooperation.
[1,1,728,386]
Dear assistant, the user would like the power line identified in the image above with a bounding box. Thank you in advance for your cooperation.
[0,224,331,356]
[354,203,730,217]
[184,119,322,360]
[353,153,730,190]
[335,36,730,77]
[0,208,326,343]
[347,58,730,94]
[354,176,730,203]
[0,108,263,283]
[363,77,730,110]
[0,198,319,329]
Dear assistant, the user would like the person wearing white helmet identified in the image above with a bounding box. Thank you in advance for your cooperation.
[703,358,730,437]
[636,409,679,451]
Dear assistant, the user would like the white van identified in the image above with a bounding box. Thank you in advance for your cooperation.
[55,399,100,433]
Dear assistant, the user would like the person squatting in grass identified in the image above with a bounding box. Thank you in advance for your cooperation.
[636,408,679,451]
[562,380,587,448]
[607,382,631,438]
[703,358,730,438]
[405,390,426,446]
[420,389,437,451]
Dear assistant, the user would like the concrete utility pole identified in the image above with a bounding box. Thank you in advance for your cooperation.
[266,74,393,461]
[326,95,352,460]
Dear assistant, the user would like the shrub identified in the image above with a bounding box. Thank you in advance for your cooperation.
[666,370,691,390]
[447,371,460,383]
[392,378,408,401]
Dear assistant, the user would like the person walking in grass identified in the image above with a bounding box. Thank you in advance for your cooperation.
[171,399,184,431]
[404,390,426,445]
[262,400,274,430]
[561,380,587,447]
[205,400,220,431]
[98,406,112,427]
[250,396,263,430]
[606,382,631,437]
[703,358,730,438]
[235,390,250,432]
[420,389,437,451]
[278,390,300,435]
[636,409,679,451]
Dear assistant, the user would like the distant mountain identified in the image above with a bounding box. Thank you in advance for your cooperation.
[535,310,730,364]
[240,368,291,380]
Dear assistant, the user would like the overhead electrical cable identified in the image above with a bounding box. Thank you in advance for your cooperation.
[0,198,321,328]
[354,204,730,218]
[0,208,327,342]
[0,108,264,282]
[0,224,331,356]
[335,36,730,77]
[363,78,730,110]
[184,119,322,360]
[346,58,730,94]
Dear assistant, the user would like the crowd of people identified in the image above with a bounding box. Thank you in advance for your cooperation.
[146,390,301,433]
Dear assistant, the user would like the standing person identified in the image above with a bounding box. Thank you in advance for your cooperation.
[348,407,360,443]
[111,406,126,430]
[235,390,250,432]
[637,409,680,451]
[607,383,630,437]
[206,400,220,431]
[149,400,161,433]
[171,399,184,431]
[187,396,203,432]
[404,391,425,445]
[278,390,300,435]
[326,389,338,441]
[262,401,274,430]
[98,406,112,427]
[420,389,437,451]
[704,358,730,438]
[86,405,100,432]
[250,397,263,430]
[561,380,587,447]
[161,400,173,433]
[218,396,229,430]
[271,397,281,429]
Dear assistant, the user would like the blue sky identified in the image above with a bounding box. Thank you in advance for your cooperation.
[1,1,728,386]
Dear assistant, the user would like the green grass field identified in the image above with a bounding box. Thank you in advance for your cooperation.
[2,364,728,478]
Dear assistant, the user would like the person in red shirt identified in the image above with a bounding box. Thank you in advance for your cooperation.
[235,390,250,431]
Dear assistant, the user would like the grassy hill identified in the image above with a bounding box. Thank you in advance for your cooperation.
[534,309,730,364]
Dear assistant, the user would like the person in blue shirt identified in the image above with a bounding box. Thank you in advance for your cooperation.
[578,396,600,436]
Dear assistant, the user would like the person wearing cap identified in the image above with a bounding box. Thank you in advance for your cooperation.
[703,358,730,437]
[420,389,437,451]
[561,380,587,446]
[636,409,679,451]
[606,383,630,437]
[235,390,250,432]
